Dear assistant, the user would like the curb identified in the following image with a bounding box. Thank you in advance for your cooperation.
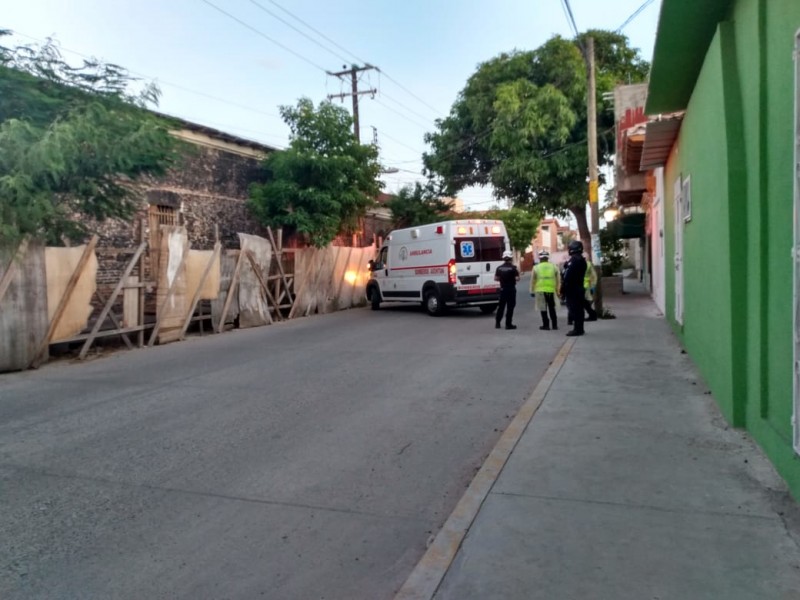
[394,337,577,600]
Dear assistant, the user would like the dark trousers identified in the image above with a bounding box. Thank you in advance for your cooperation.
[496,287,517,326]
[584,293,597,320]
[540,292,557,328]
[566,293,584,334]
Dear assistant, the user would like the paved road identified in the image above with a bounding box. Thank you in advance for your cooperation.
[0,288,564,599]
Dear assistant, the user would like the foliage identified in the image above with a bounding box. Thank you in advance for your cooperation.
[249,98,382,248]
[458,206,541,253]
[599,226,626,275]
[386,182,453,228]
[423,30,649,245]
[0,32,178,245]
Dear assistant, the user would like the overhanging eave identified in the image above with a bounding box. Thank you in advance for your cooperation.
[645,0,732,114]
[640,113,685,170]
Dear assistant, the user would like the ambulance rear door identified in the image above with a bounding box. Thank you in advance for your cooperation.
[452,222,507,297]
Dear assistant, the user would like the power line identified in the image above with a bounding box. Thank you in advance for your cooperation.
[259,0,445,117]
[198,0,328,73]
[263,0,369,65]
[617,0,658,32]
[375,68,445,116]
[373,98,431,131]
[9,30,283,120]
[379,91,437,126]
[560,0,581,38]
[246,0,351,65]
[372,128,425,155]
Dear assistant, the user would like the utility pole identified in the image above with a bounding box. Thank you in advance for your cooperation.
[585,36,604,316]
[327,64,377,143]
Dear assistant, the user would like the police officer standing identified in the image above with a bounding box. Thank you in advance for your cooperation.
[530,250,561,330]
[563,240,588,336]
[494,250,520,330]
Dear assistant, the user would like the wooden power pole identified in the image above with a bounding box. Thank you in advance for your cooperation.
[586,36,603,316]
[327,64,377,143]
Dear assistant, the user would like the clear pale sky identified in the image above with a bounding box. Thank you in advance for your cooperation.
[4,0,662,210]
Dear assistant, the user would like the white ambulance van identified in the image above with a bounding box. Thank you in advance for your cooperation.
[365,219,511,316]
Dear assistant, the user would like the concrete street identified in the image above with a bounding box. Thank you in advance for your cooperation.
[0,286,561,599]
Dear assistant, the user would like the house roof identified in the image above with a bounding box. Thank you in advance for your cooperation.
[646,0,732,114]
[157,112,281,154]
[640,112,685,169]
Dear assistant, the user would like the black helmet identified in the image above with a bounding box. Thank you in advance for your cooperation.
[568,240,583,255]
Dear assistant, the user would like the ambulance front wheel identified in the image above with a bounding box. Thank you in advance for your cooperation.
[424,289,444,316]
[369,287,381,310]
[479,304,497,315]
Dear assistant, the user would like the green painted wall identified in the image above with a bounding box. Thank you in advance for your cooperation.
[664,29,736,423]
[750,0,799,490]
[662,0,800,497]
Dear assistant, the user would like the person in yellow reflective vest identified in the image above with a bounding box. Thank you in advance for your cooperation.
[530,249,561,330]
[584,257,598,321]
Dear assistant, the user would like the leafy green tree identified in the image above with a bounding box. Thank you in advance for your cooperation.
[423,30,648,249]
[249,98,382,248]
[386,182,453,228]
[0,32,178,245]
[458,207,541,253]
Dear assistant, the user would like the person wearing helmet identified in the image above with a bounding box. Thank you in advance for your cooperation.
[494,250,520,330]
[530,249,561,330]
[563,240,587,336]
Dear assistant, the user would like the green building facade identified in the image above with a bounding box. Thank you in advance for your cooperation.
[645,0,800,497]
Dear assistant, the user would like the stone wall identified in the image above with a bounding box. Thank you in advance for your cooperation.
[86,143,270,298]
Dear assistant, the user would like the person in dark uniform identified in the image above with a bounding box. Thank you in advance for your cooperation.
[494,250,520,330]
[563,240,587,336]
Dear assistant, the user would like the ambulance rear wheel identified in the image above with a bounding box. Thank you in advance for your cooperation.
[479,304,497,314]
[424,289,444,316]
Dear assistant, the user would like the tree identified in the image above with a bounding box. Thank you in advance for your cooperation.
[248,98,382,248]
[385,182,453,228]
[0,32,178,245]
[423,30,649,250]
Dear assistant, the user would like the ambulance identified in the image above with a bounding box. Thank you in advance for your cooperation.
[365,219,511,316]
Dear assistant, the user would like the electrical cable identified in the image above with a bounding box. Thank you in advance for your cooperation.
[197,0,328,73]
[8,30,283,121]
[561,0,581,38]
[375,68,445,116]
[259,0,445,116]
[263,0,369,65]
[372,128,425,155]
[617,0,658,33]
[373,99,431,131]
[246,0,352,65]
[379,91,437,126]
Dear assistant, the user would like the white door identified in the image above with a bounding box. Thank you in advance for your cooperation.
[654,168,667,314]
[674,176,684,325]
[792,29,800,454]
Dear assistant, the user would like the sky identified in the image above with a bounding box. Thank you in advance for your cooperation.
[4,0,662,211]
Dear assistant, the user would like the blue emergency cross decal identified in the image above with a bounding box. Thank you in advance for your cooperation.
[460,241,475,258]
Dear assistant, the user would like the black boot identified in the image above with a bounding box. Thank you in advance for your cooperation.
[540,312,550,330]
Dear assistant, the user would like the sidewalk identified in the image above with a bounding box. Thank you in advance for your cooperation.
[398,279,800,600]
